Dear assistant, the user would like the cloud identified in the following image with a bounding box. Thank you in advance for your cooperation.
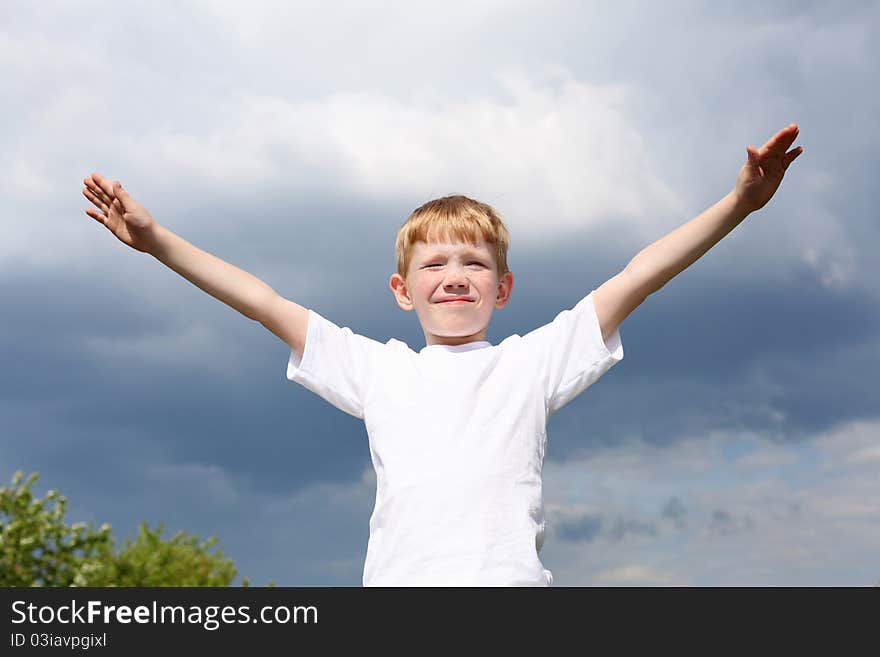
[85,71,682,239]
[591,563,685,587]
[607,517,659,542]
[552,511,603,543]
[144,462,241,505]
[709,508,756,537]
[661,496,687,530]
[541,418,880,585]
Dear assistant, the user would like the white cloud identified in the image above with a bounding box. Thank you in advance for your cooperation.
[734,447,798,470]
[262,465,376,518]
[4,61,687,273]
[591,563,685,587]
[92,69,683,241]
[541,418,880,585]
[144,462,240,505]
[798,208,858,290]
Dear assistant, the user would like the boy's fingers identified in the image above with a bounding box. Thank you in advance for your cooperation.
[84,180,108,202]
[747,145,762,168]
[114,182,132,210]
[760,124,799,158]
[783,146,804,169]
[83,187,107,211]
[758,127,783,155]
[91,172,116,197]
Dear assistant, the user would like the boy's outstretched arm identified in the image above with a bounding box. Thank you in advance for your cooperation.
[83,172,309,356]
[593,124,804,341]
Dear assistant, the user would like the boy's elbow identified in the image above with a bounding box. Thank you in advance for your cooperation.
[623,262,663,299]
[258,295,310,355]
[250,291,282,325]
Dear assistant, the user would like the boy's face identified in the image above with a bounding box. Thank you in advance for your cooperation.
[389,239,513,347]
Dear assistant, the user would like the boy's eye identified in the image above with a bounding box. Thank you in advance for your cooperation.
[422,261,484,268]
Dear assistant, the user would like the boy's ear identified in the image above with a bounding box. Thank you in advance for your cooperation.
[389,273,414,311]
[495,271,514,309]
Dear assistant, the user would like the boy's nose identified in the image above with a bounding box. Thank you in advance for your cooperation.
[443,271,469,289]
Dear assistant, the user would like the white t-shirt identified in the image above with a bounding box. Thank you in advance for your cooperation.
[286,290,624,586]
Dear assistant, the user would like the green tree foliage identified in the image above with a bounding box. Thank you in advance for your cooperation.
[0,471,268,587]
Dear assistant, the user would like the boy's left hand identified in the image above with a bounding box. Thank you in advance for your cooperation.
[733,123,804,213]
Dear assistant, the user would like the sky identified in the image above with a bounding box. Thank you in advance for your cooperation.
[2,0,879,586]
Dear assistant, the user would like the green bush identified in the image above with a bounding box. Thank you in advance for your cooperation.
[0,471,270,586]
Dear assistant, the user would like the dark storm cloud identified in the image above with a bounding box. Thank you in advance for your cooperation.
[661,496,688,530]
[551,512,658,543]
[606,517,659,542]
[709,508,756,536]
[552,513,603,543]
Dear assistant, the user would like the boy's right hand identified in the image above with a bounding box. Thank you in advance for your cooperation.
[82,172,160,254]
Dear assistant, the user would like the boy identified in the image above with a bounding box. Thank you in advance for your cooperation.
[82,124,803,586]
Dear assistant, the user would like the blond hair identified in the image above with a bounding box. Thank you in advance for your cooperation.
[395,195,510,279]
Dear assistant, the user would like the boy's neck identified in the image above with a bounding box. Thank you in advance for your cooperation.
[424,331,489,348]
[420,338,491,353]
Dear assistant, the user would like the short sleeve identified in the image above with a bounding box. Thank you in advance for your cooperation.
[523,290,624,416]
[286,309,381,419]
